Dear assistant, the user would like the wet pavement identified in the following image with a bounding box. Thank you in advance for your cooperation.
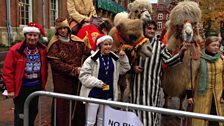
[0,65,54,126]
[0,65,192,126]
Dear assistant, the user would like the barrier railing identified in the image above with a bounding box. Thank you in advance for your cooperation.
[23,91,224,126]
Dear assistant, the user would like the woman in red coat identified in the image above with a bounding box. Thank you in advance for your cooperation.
[3,22,48,126]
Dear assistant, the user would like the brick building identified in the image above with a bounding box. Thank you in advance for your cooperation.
[152,0,170,36]
[0,0,127,46]
[152,0,200,36]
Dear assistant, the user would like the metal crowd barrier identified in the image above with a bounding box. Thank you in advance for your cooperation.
[23,91,224,126]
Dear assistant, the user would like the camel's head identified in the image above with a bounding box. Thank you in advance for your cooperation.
[176,20,194,43]
[166,1,202,51]
[128,0,152,21]
[116,18,144,45]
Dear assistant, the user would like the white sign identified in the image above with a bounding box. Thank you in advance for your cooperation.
[2,90,8,96]
[103,105,143,126]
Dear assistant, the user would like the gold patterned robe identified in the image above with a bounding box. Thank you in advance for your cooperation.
[188,57,224,126]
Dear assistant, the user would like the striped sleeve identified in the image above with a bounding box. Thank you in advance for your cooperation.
[161,45,184,67]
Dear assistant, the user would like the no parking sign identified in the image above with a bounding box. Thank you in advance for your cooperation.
[103,105,143,126]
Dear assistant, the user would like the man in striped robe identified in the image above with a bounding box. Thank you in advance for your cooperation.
[131,20,190,126]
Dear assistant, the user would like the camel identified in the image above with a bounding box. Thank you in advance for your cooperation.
[108,0,153,102]
[109,0,203,103]
[161,1,203,107]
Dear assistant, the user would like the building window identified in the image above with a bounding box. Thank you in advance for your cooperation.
[50,0,58,27]
[166,14,169,20]
[159,5,163,11]
[157,22,162,29]
[158,13,163,20]
[19,0,32,25]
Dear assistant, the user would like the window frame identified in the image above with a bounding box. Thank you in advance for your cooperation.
[50,0,59,27]
[159,5,163,11]
[157,22,162,30]
[166,14,169,20]
[158,13,163,20]
[19,0,32,26]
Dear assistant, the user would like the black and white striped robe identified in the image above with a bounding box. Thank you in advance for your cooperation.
[131,38,183,126]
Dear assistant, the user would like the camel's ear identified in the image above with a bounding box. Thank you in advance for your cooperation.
[128,3,133,11]
[116,22,126,35]
[102,18,113,32]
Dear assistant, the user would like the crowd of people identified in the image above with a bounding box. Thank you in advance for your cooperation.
[2,0,224,126]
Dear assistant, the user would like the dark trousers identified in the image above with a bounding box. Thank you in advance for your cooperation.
[13,85,41,126]
[209,96,219,126]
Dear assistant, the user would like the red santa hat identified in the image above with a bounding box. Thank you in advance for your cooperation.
[22,22,48,42]
[96,34,113,46]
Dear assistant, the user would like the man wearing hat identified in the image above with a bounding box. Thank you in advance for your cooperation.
[3,22,48,126]
[67,0,97,34]
[47,17,91,126]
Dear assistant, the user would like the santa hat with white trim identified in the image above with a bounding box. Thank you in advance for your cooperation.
[22,22,48,42]
[96,34,113,46]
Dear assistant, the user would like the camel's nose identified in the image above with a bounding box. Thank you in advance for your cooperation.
[182,23,193,42]
[185,27,193,35]
[145,14,151,20]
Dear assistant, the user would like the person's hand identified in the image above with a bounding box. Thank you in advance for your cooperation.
[77,67,81,75]
[102,84,110,91]
[84,17,91,22]
[8,92,15,99]
[187,98,194,105]
[220,90,224,104]
[99,82,107,88]
[221,91,224,103]
[221,98,224,103]
[180,42,191,53]
[71,67,81,77]
[119,50,125,56]
[133,65,143,74]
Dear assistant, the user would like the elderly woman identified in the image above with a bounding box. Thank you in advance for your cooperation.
[187,36,224,126]
[3,22,48,126]
[79,34,130,126]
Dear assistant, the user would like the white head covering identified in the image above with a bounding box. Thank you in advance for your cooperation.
[96,34,113,46]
